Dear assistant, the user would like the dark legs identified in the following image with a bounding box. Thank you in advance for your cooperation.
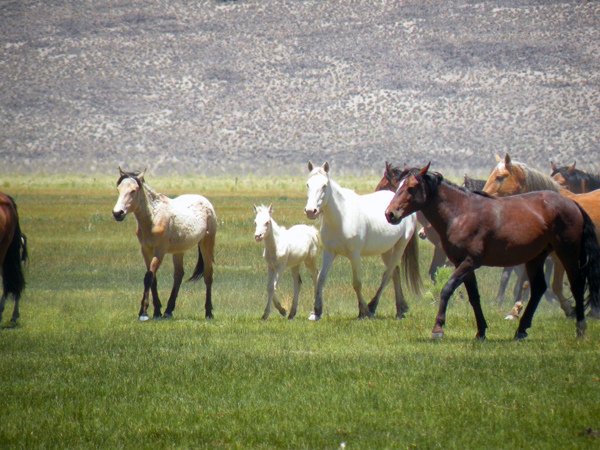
[163,253,184,318]
[432,259,484,339]
[514,253,550,340]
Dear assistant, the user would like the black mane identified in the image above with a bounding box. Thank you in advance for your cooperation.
[116,170,143,187]
[551,165,600,191]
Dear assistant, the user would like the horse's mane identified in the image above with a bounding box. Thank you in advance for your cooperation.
[117,170,164,202]
[116,170,143,187]
[514,161,561,192]
[409,169,493,198]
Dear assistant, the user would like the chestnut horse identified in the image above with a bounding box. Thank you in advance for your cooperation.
[385,164,600,340]
[0,193,28,324]
[375,162,449,282]
[483,154,600,319]
[113,169,217,320]
[551,161,600,193]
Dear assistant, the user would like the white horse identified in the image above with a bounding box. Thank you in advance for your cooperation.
[112,168,217,321]
[304,161,423,320]
[253,204,319,320]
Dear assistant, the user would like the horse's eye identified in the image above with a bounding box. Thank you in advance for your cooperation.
[496,175,507,182]
[407,187,416,195]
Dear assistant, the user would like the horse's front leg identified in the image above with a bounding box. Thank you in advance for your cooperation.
[263,266,286,320]
[310,250,336,321]
[463,273,487,340]
[163,253,184,319]
[139,248,164,321]
[348,251,370,319]
[368,248,404,317]
[289,265,302,320]
[432,259,475,338]
[515,254,549,340]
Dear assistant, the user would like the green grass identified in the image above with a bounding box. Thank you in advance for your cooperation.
[1,175,599,449]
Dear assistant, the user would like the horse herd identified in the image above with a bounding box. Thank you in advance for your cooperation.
[1,156,599,342]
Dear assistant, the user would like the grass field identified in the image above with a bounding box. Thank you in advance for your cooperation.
[1,174,599,449]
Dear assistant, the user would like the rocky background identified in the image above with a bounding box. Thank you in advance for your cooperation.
[1,0,599,177]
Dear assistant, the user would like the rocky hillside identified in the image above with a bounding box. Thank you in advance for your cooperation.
[1,0,599,177]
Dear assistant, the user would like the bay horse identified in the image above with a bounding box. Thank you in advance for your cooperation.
[304,161,423,320]
[113,168,217,320]
[0,193,28,324]
[253,204,319,320]
[550,161,600,193]
[483,154,600,319]
[461,174,486,191]
[385,163,600,340]
[375,162,449,282]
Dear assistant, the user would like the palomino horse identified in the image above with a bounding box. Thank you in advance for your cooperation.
[113,169,217,320]
[385,164,600,340]
[375,162,449,282]
[253,204,319,320]
[551,161,600,193]
[0,193,28,324]
[304,161,422,320]
[483,154,600,318]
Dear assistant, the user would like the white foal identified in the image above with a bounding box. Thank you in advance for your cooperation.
[304,161,422,320]
[254,204,319,320]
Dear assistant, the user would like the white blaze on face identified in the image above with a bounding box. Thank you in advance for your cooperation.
[397,179,407,192]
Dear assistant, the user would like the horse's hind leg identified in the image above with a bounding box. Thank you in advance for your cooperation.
[200,225,216,319]
[549,255,575,318]
[163,253,184,319]
[515,254,549,340]
[429,244,447,282]
[495,266,513,306]
[368,249,403,317]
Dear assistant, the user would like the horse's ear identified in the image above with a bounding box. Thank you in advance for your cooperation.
[118,166,125,176]
[253,205,257,214]
[504,153,512,169]
[568,162,576,173]
[268,204,273,214]
[323,161,330,173]
[138,168,146,182]
[419,162,431,176]
[495,154,501,162]
[385,161,394,179]
[550,161,557,172]
[308,161,314,172]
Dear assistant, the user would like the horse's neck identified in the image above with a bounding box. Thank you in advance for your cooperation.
[421,183,469,234]
[321,180,350,231]
[587,175,600,191]
[263,219,284,257]
[133,184,167,231]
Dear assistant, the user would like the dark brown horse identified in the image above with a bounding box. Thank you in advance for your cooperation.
[385,164,600,340]
[0,192,28,324]
[376,162,449,282]
[551,161,600,193]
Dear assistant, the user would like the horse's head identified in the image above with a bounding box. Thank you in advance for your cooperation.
[385,163,431,225]
[304,161,330,220]
[253,204,273,242]
[550,161,583,192]
[113,167,145,221]
[375,162,410,192]
[482,153,526,197]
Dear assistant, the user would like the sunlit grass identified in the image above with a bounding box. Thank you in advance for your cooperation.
[1,175,599,449]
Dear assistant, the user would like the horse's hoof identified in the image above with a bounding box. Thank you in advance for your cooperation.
[504,314,517,320]
[279,310,287,318]
[430,332,444,339]
[475,333,486,342]
[138,315,150,322]
[395,313,406,320]
[162,313,173,319]
[260,315,268,321]
[308,312,320,321]
[513,331,528,341]
[576,320,587,337]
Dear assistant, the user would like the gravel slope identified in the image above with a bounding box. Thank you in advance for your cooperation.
[1,0,599,176]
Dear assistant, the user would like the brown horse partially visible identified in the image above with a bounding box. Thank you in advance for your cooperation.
[376,162,449,282]
[385,164,600,340]
[0,192,28,324]
[551,161,600,193]
[483,154,600,319]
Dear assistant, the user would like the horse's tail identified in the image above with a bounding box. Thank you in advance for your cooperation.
[187,244,205,282]
[578,205,600,312]
[2,196,27,299]
[401,229,424,298]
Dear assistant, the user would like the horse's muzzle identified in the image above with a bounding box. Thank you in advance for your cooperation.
[385,210,401,225]
[113,210,126,221]
[254,234,263,242]
[304,208,319,220]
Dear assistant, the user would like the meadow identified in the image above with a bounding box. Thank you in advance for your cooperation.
[1,173,599,449]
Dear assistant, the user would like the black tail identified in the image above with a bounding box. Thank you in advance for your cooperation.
[2,196,27,299]
[187,245,205,282]
[578,206,600,312]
